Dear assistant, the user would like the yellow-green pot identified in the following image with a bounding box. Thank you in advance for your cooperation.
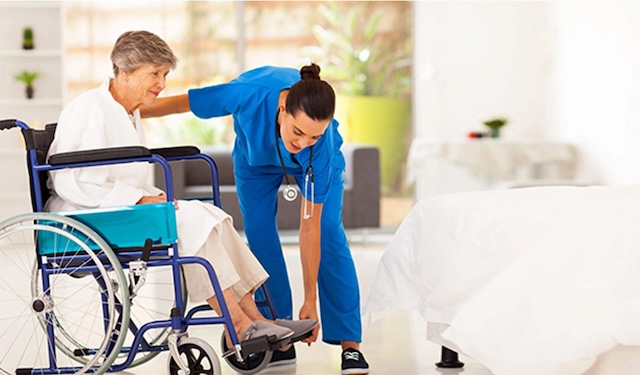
[335,95,411,195]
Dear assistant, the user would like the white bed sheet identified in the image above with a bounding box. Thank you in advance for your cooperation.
[364,185,640,375]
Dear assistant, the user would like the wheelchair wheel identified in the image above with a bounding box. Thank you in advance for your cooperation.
[29,244,188,368]
[0,213,130,375]
[168,337,221,375]
[220,331,272,374]
[40,248,188,368]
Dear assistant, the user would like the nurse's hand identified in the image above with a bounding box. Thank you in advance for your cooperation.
[137,194,167,205]
[299,302,319,345]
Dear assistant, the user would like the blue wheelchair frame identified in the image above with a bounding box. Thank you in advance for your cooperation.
[0,119,281,374]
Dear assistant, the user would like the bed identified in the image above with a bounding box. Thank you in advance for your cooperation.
[363,185,640,375]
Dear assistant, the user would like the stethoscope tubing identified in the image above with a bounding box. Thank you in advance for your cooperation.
[275,120,315,218]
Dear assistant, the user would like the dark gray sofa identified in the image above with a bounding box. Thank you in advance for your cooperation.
[155,143,380,231]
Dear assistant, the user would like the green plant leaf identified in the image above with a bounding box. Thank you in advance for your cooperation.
[304,1,411,98]
[14,71,40,85]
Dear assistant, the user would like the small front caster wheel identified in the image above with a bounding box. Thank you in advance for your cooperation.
[220,332,272,375]
[168,337,221,375]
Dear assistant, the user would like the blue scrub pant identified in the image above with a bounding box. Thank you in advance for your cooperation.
[235,164,362,345]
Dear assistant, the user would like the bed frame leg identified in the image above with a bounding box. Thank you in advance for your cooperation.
[436,346,464,368]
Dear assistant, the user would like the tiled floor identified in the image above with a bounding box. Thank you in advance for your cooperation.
[114,235,493,375]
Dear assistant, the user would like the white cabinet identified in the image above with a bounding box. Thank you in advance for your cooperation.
[0,1,62,221]
[0,1,64,147]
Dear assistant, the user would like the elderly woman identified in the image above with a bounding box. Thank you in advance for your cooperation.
[45,30,316,346]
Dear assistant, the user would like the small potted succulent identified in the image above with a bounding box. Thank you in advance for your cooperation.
[483,117,508,138]
[22,27,34,50]
[14,71,40,99]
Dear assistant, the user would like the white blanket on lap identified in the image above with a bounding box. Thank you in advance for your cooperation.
[364,185,640,375]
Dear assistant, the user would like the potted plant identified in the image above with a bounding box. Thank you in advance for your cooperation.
[14,71,40,99]
[483,117,508,138]
[22,27,34,50]
[305,1,412,194]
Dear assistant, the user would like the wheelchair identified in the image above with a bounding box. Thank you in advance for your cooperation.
[0,119,301,375]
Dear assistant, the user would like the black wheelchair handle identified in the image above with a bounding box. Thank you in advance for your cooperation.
[0,119,17,130]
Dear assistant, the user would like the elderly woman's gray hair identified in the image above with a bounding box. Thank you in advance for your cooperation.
[110,30,177,75]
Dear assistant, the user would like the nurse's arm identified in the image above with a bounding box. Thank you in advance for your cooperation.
[298,199,323,344]
[140,94,191,118]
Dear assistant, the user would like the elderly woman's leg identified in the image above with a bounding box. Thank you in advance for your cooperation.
[208,289,254,338]
[218,219,319,342]
[208,289,294,350]
[184,213,316,345]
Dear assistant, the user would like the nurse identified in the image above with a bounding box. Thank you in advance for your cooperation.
[142,64,369,374]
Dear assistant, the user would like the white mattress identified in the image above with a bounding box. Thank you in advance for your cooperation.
[364,185,640,375]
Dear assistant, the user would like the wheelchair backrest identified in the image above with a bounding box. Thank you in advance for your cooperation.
[21,123,56,213]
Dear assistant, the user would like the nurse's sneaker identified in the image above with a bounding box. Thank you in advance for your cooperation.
[341,348,369,375]
[268,344,296,367]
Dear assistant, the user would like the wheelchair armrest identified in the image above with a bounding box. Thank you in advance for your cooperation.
[151,146,201,159]
[48,146,152,165]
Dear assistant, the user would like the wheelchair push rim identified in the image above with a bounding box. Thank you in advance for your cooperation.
[0,213,130,375]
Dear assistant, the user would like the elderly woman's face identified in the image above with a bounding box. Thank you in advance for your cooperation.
[122,63,171,108]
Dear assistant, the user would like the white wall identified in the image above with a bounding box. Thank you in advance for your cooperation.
[414,1,554,141]
[0,149,31,222]
[414,1,640,188]
[553,1,640,185]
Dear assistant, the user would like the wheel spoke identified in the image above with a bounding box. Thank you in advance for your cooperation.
[0,214,130,374]
[169,338,220,375]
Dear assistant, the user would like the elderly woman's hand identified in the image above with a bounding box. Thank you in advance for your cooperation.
[137,194,167,205]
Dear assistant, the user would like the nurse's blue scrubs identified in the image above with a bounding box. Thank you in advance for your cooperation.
[188,66,362,344]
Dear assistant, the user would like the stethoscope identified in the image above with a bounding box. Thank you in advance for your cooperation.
[275,121,315,219]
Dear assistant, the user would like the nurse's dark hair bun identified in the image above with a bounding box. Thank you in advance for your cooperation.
[288,63,334,121]
[300,63,321,80]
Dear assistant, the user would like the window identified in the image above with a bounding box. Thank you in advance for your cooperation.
[65,1,411,142]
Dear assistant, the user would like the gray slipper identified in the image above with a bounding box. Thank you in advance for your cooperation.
[274,319,318,341]
[242,321,294,342]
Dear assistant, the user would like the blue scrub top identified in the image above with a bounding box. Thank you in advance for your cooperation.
[188,66,345,203]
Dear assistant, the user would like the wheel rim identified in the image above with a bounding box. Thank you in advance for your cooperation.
[0,213,130,375]
[33,245,186,368]
[168,337,221,375]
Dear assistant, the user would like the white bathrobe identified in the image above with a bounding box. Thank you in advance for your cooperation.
[46,79,267,300]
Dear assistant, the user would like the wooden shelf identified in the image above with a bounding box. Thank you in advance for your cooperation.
[0,49,61,58]
[0,98,63,107]
[0,1,61,9]
[0,1,64,126]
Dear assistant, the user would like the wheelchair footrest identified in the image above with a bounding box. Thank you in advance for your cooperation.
[240,334,291,358]
[289,329,313,344]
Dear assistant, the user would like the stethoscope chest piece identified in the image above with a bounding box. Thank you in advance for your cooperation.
[283,185,298,202]
[275,115,313,215]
